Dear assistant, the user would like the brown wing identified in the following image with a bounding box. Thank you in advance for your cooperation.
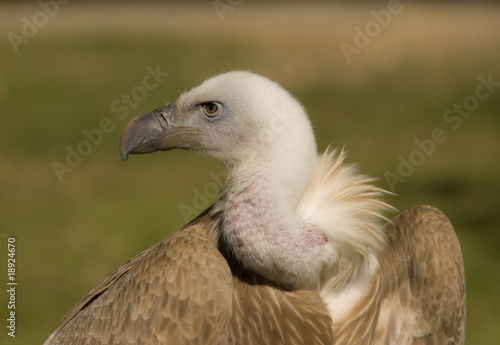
[375,205,466,345]
[44,215,233,345]
[228,279,333,345]
[44,211,333,345]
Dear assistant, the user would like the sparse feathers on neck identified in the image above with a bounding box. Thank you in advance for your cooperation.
[214,145,393,291]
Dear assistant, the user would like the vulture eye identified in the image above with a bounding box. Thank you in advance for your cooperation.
[201,102,221,118]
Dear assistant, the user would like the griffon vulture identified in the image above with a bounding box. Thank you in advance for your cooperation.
[44,71,465,345]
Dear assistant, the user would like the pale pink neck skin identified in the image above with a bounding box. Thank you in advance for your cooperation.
[220,163,327,289]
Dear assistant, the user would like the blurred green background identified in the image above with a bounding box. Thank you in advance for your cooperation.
[0,1,499,344]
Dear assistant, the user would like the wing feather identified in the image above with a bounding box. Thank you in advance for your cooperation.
[44,211,334,345]
[228,279,333,345]
[376,205,466,345]
[44,215,233,345]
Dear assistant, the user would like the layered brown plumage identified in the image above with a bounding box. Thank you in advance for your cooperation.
[44,205,465,345]
[376,205,466,345]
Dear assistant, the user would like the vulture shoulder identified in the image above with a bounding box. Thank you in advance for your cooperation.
[44,211,333,345]
[376,205,466,345]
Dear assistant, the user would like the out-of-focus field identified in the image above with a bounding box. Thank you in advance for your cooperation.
[0,2,499,344]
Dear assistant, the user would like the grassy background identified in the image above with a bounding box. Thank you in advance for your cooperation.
[0,2,499,344]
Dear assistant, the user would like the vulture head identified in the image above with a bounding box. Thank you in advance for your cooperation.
[121,71,316,206]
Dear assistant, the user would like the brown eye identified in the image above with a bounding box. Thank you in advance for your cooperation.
[202,102,220,117]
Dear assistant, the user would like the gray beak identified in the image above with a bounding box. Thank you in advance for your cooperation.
[119,103,200,161]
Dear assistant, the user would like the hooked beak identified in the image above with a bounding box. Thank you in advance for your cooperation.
[119,103,200,161]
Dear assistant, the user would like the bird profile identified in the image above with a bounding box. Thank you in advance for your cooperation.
[44,71,465,345]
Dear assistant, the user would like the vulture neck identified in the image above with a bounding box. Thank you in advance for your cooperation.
[219,149,324,289]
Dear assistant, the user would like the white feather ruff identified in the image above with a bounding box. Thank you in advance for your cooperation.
[297,147,394,269]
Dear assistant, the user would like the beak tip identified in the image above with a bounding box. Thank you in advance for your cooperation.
[119,140,131,162]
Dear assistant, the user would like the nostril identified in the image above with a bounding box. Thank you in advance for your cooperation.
[153,103,175,128]
[154,112,168,128]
